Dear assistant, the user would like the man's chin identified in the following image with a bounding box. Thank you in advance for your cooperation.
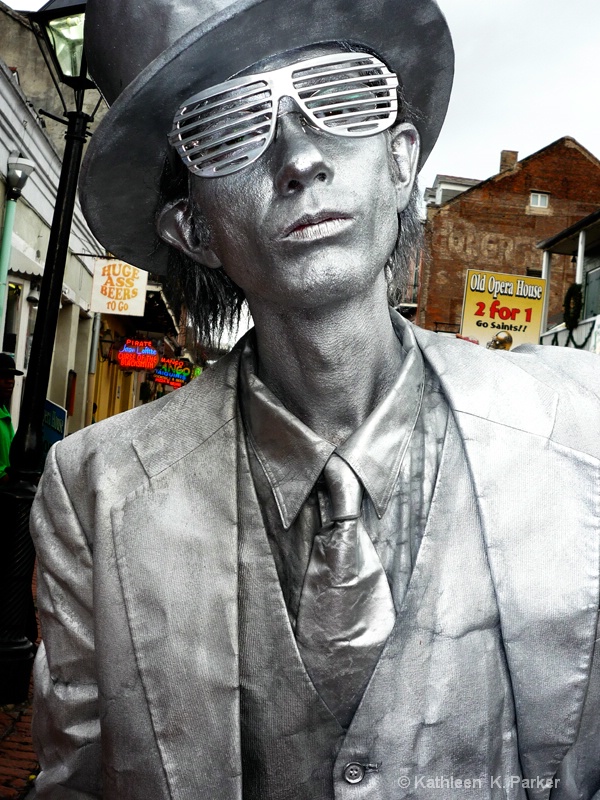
[266,277,385,314]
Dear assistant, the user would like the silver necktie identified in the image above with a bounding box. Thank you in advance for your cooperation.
[295,453,396,728]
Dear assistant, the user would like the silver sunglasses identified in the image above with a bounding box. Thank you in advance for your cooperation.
[169,51,399,178]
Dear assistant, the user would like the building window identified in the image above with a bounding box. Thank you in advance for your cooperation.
[530,192,549,209]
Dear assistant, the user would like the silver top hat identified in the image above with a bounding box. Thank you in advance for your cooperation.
[81,0,454,275]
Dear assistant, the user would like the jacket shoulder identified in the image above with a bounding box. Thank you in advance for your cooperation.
[511,342,600,397]
[46,345,242,503]
[412,325,600,457]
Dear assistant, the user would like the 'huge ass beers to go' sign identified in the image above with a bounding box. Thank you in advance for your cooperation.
[91,259,148,316]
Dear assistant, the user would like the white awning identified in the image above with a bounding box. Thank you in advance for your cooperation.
[8,232,43,277]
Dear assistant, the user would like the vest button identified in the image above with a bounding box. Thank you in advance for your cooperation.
[343,763,366,784]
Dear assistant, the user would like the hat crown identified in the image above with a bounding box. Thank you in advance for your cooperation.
[81,0,454,275]
[86,0,227,104]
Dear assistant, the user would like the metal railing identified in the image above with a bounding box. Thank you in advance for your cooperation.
[540,316,598,351]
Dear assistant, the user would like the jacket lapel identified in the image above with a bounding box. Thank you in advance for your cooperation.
[414,326,600,796]
[111,346,244,800]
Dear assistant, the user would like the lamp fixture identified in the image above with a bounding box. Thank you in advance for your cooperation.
[26,282,41,305]
[99,329,115,361]
[30,0,94,93]
[6,152,35,201]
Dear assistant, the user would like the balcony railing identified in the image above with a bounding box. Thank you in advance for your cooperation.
[540,315,598,351]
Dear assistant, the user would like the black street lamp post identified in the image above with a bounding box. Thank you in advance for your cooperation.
[0,0,98,703]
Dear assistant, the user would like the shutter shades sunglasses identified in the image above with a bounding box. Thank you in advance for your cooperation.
[169,51,399,178]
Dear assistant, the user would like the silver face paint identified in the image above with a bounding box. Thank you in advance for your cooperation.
[190,47,401,313]
[281,216,354,242]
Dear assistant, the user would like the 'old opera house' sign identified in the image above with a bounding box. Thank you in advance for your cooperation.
[117,339,160,370]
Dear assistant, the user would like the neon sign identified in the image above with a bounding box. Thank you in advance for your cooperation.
[153,357,192,389]
[117,339,160,370]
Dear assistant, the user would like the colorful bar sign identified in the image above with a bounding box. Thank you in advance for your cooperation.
[154,357,192,389]
[460,269,546,350]
[117,339,160,370]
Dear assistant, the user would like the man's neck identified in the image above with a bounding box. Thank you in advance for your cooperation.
[248,279,404,446]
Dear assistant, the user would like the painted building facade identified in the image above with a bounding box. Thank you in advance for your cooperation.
[420,138,600,334]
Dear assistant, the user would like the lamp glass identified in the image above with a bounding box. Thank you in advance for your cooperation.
[7,156,35,197]
[99,333,114,361]
[45,13,85,79]
[7,168,29,194]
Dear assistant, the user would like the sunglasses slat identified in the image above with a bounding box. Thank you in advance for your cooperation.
[184,128,271,161]
[208,151,265,175]
[178,98,272,135]
[295,69,389,81]
[309,95,395,108]
[294,75,398,95]
[171,51,399,177]
[291,58,382,79]
[175,109,273,149]
[188,116,272,147]
[324,115,390,127]
[174,99,272,138]
[173,82,269,125]
[188,143,267,174]
[295,76,397,96]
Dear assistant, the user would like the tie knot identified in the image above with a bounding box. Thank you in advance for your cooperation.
[323,454,363,520]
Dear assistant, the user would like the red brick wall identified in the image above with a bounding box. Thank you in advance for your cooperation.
[419,138,600,331]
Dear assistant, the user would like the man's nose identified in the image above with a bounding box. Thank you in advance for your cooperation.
[273,100,334,195]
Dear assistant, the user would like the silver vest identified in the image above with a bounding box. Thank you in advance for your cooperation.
[238,413,524,799]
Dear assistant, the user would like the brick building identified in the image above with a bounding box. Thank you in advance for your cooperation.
[419,137,600,332]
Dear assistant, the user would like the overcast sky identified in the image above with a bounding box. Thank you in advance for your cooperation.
[6,0,600,194]
[420,0,600,191]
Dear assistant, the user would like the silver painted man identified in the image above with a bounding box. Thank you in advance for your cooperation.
[31,0,600,798]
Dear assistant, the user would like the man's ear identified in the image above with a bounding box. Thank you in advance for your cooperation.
[389,123,420,214]
[156,198,221,269]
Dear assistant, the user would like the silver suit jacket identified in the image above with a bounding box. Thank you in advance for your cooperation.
[30,326,600,800]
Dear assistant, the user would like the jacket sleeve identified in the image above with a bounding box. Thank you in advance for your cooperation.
[553,613,600,799]
[30,444,102,799]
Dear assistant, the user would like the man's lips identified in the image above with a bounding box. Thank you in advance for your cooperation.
[279,211,353,240]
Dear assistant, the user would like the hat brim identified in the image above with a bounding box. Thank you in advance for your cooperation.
[80,0,454,275]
